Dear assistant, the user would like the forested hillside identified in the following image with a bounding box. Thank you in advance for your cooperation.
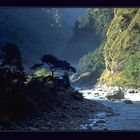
[0,8,62,69]
[64,8,114,64]
[100,8,140,88]
[0,8,86,71]
[73,8,114,88]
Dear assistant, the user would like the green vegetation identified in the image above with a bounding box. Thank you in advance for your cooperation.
[78,52,92,72]
[78,45,105,73]
[0,8,67,68]
[47,8,62,27]
[87,8,114,40]
[90,45,105,72]
[34,68,49,77]
[77,45,105,87]
[75,8,114,87]
[100,8,140,87]
[65,8,114,63]
[0,42,81,128]
[0,43,25,94]
[77,8,114,71]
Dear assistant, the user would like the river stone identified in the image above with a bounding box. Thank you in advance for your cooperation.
[47,122,52,126]
[98,89,103,91]
[40,127,48,130]
[95,93,99,96]
[128,89,135,93]
[105,88,124,100]
[96,120,106,124]
[99,97,105,99]
[29,127,38,130]
[123,100,133,104]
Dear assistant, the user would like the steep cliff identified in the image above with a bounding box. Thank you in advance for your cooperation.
[100,8,140,87]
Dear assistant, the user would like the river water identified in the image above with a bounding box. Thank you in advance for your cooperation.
[79,89,140,131]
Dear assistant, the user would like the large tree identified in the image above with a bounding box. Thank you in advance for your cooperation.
[0,43,25,93]
[31,54,76,85]
[40,54,58,79]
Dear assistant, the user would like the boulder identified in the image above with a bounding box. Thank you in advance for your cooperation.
[94,93,99,96]
[127,89,135,93]
[47,121,52,127]
[98,89,103,91]
[96,120,106,124]
[123,100,133,104]
[105,88,124,100]
[99,97,105,99]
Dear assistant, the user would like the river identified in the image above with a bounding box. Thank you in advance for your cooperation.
[79,88,140,131]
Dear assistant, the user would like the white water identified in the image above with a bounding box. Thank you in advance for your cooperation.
[79,88,140,130]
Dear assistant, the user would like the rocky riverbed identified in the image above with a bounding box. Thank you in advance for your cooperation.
[5,96,115,131]
[3,84,139,131]
[80,85,140,130]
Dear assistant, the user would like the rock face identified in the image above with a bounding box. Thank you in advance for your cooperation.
[128,90,135,94]
[123,100,133,104]
[105,88,124,100]
[99,9,140,87]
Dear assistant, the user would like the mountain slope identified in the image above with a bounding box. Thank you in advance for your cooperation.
[0,8,64,70]
[100,8,140,87]
[0,8,87,71]
[64,8,114,65]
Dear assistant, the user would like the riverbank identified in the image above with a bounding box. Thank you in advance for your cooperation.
[4,93,114,131]
[80,84,140,100]
[4,84,139,131]
[79,85,140,130]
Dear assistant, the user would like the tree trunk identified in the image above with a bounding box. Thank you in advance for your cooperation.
[50,67,55,86]
[51,70,54,79]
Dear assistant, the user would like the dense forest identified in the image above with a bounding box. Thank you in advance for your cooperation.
[73,8,114,88]
[0,8,140,131]
[0,8,86,71]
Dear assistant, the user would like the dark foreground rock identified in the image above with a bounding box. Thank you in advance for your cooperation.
[7,98,114,131]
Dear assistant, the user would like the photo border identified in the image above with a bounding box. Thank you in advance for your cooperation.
[0,0,140,139]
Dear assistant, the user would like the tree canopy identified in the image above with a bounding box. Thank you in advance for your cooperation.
[0,42,25,94]
[31,54,76,78]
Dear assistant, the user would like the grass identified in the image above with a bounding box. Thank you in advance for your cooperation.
[100,8,140,87]
[34,68,50,77]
